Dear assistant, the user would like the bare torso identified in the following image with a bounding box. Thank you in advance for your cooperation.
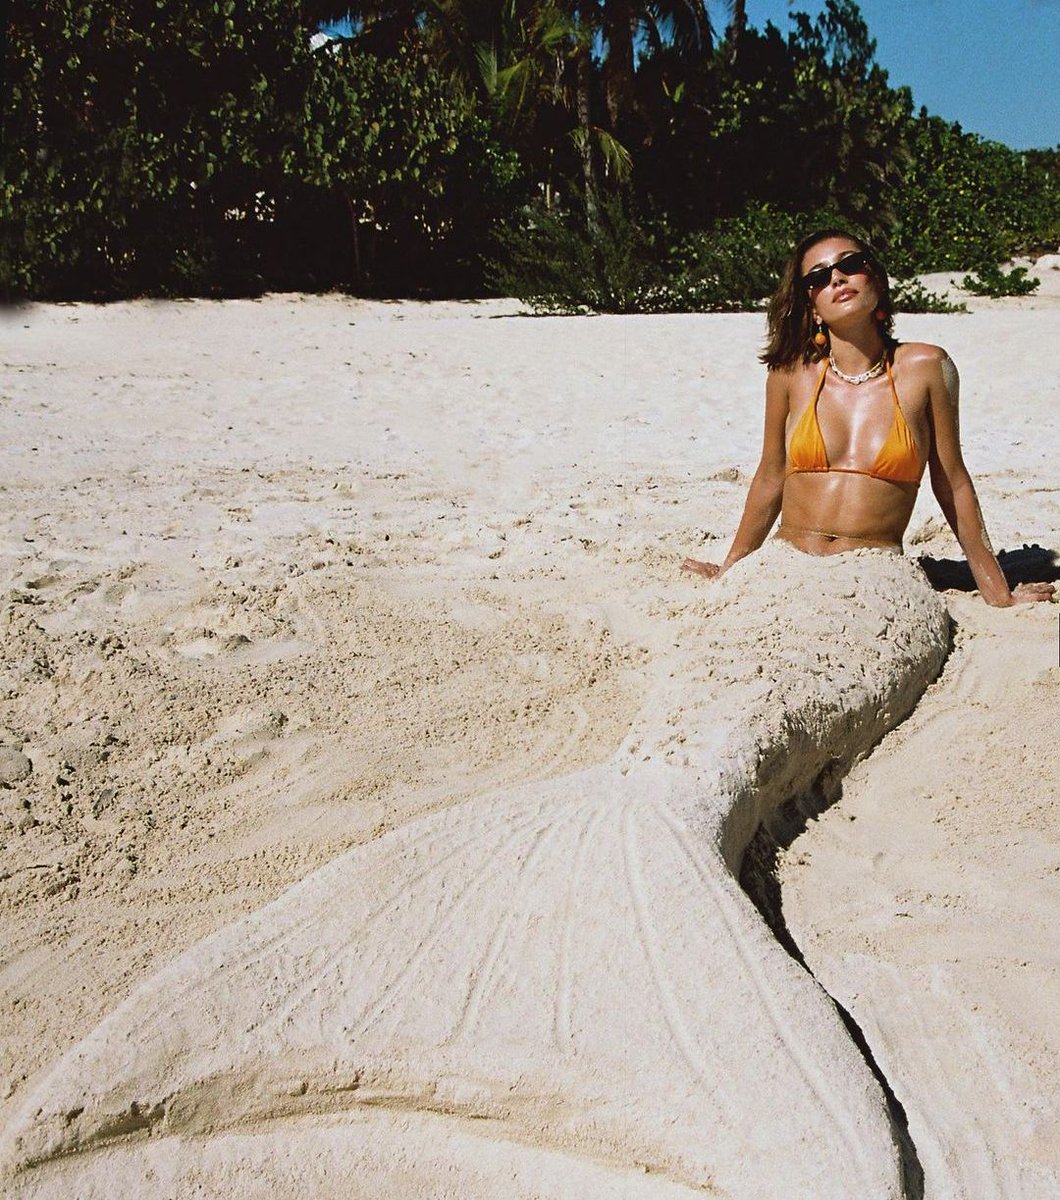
[777,346,932,554]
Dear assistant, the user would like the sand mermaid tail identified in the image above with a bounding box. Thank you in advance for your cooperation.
[1,545,949,1199]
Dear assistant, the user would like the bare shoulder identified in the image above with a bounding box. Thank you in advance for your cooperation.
[894,341,953,368]
[769,358,819,393]
[894,341,958,393]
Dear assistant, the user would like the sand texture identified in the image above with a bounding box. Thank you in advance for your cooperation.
[1,287,1058,1198]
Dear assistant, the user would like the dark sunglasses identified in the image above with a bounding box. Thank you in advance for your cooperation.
[801,251,871,291]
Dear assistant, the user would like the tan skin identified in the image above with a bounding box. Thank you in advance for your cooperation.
[682,236,1054,607]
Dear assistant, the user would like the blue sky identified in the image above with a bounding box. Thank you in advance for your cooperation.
[744,0,1060,149]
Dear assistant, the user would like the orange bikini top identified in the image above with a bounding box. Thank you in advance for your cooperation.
[786,358,922,484]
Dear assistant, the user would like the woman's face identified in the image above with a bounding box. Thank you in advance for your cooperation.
[800,236,880,327]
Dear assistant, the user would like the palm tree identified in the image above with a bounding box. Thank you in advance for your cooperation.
[722,0,746,64]
[301,0,731,221]
[599,0,714,128]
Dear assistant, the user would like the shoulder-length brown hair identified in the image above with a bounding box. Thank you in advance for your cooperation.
[760,229,895,369]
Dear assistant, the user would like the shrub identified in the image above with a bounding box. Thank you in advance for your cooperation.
[2,0,316,299]
[489,196,662,313]
[960,263,1040,298]
[887,114,1060,274]
[890,277,966,313]
[300,44,523,296]
[2,8,522,299]
[660,206,825,312]
[492,200,859,315]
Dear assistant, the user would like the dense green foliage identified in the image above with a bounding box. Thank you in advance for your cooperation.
[3,0,1058,303]
[4,0,316,297]
[631,4,912,243]
[496,199,971,315]
[297,43,522,294]
[3,0,517,297]
[886,114,1060,274]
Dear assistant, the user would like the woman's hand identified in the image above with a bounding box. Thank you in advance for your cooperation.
[1005,581,1056,605]
[681,557,724,579]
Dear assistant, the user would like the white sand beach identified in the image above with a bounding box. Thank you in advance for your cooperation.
[1,270,1058,1197]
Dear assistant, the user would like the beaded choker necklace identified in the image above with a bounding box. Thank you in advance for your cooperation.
[829,353,886,385]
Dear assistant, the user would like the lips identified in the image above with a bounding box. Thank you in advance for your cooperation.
[833,288,857,301]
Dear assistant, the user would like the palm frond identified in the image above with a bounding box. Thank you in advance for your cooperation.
[475,42,499,93]
[594,128,633,180]
[645,0,714,60]
[570,126,633,181]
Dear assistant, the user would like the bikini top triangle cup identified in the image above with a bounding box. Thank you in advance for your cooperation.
[786,358,923,484]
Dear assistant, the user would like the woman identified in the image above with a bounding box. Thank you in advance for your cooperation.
[682,229,1054,607]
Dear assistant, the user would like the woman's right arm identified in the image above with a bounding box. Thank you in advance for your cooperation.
[926,350,1054,606]
[682,369,790,578]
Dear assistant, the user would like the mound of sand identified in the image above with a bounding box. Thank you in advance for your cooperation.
[5,545,947,1199]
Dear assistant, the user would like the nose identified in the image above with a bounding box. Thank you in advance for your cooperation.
[828,269,856,293]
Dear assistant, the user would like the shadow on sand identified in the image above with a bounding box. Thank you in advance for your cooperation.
[918,542,1059,592]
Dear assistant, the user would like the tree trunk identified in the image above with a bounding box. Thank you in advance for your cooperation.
[344,193,362,289]
[602,0,635,129]
[576,47,596,224]
[725,0,747,66]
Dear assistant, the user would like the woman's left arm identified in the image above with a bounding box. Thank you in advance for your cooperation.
[927,351,1054,606]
